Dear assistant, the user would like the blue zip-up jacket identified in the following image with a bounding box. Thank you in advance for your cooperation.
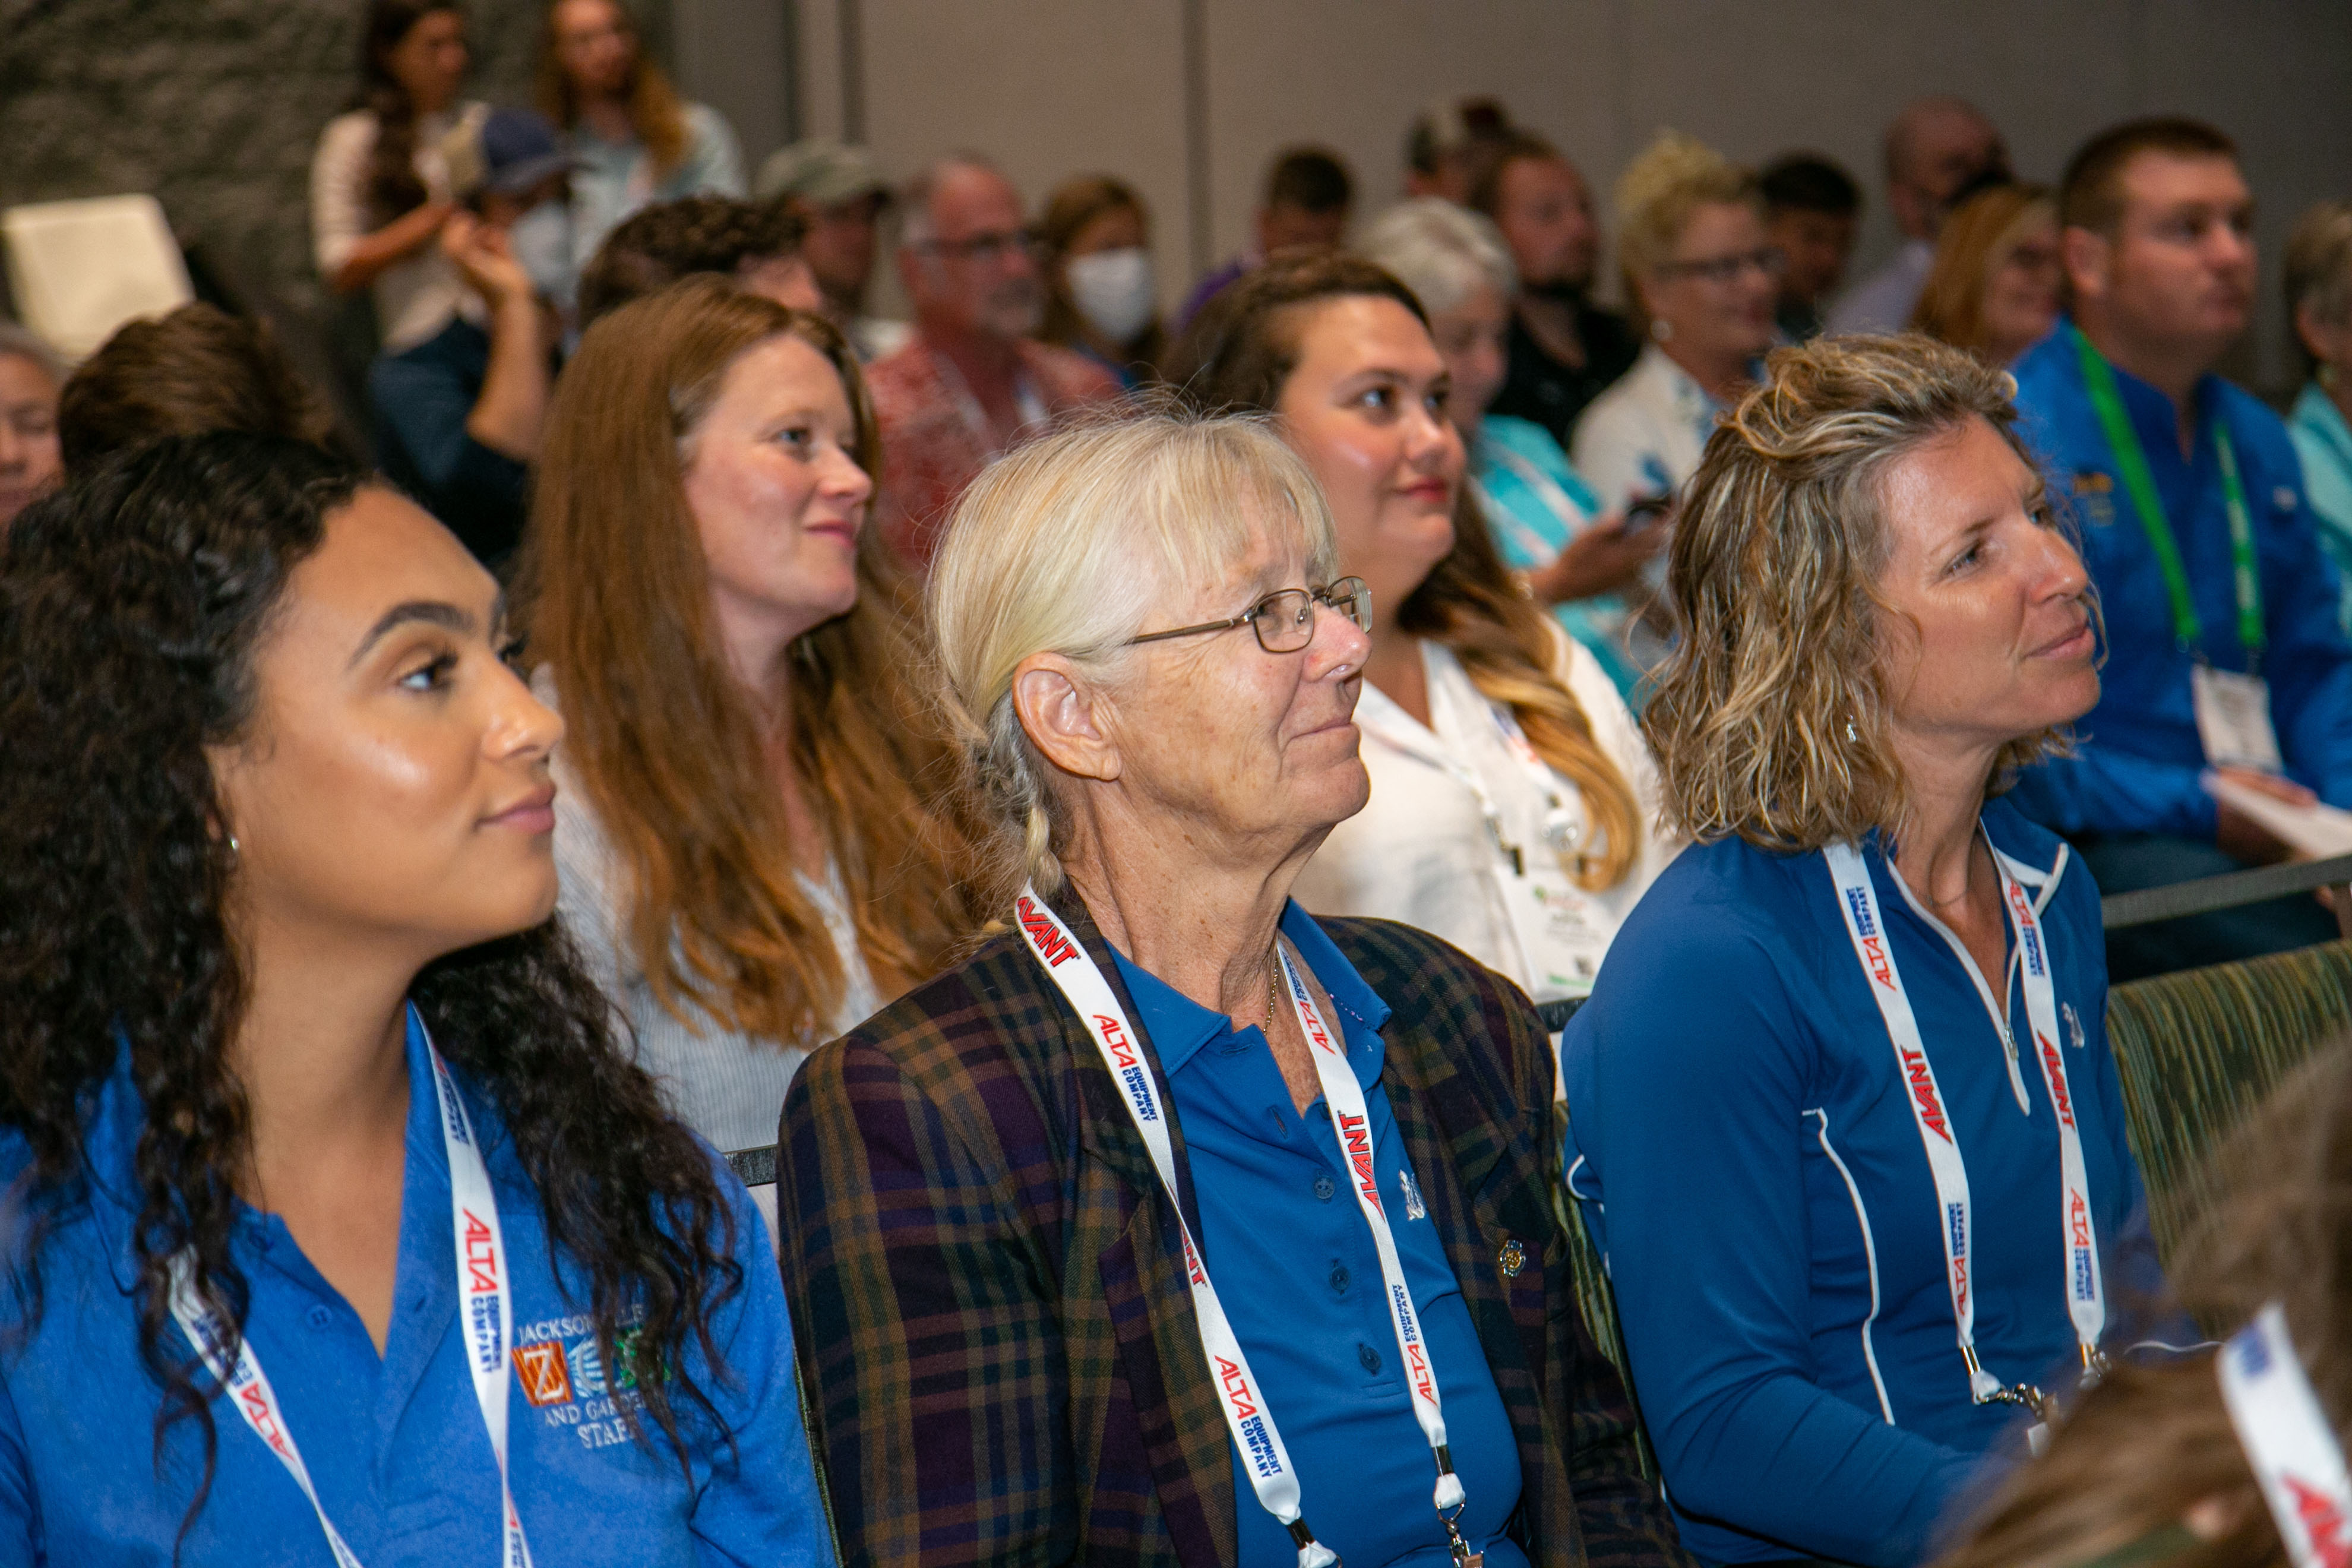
[1561,799,2166,1567]
[2003,318,2352,836]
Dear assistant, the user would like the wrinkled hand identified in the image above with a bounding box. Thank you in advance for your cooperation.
[441,211,532,309]
[1529,512,1668,605]
[2211,764,2316,866]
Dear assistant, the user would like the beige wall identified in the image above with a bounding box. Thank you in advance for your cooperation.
[681,0,2352,394]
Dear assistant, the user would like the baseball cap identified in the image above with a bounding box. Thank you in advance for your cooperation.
[442,107,576,202]
[755,140,888,207]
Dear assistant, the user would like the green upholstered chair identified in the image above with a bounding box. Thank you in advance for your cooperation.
[2104,937,2352,1260]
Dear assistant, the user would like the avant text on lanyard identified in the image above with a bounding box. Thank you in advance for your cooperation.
[170,1028,535,1568]
[1012,888,1470,1568]
[1823,837,2104,1425]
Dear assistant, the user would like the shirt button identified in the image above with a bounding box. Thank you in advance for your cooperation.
[1329,1264,1349,1294]
[1358,1342,1383,1374]
[1313,1175,1336,1202]
[306,1304,334,1330]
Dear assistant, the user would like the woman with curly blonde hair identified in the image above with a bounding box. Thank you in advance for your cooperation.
[1561,333,2174,1566]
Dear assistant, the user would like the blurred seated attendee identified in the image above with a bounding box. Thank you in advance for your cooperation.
[0,324,62,532]
[1471,133,1639,450]
[1760,151,1863,342]
[1357,198,1661,698]
[754,139,906,361]
[539,0,744,281]
[1403,95,1516,205]
[368,106,574,570]
[0,432,829,1563]
[1567,335,2170,1568]
[1037,174,1165,389]
[1829,96,2009,336]
[519,277,982,1157]
[2006,118,2349,981]
[866,155,1121,571]
[576,194,816,325]
[58,304,341,473]
[2285,197,2352,614]
[1175,144,1355,331]
[780,407,1690,1568]
[1172,249,1673,1006]
[1931,1045,2352,1568]
[309,0,478,353]
[1911,183,2064,366]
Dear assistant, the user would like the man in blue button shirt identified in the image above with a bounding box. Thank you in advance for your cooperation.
[2008,116,2352,978]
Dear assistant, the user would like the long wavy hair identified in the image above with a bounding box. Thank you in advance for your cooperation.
[1645,333,2082,853]
[518,276,984,1047]
[1911,184,2058,361]
[1167,252,1641,890]
[355,0,463,225]
[536,0,688,175]
[0,434,742,1544]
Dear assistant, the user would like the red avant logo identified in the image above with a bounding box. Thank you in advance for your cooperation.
[1015,896,1077,966]
[1900,1048,1952,1140]
[1337,1111,1384,1214]
[1215,1354,1257,1418]
[2287,1475,2352,1568]
[463,1209,499,1294]
[2037,1035,2076,1127]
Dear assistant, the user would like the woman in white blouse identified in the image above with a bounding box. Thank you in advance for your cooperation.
[309,1,482,354]
[517,277,984,1156]
[1170,254,1674,1009]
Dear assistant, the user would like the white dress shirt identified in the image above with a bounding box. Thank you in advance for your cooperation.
[309,103,484,353]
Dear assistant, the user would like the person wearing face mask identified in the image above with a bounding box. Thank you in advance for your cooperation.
[1038,174,1166,389]
[865,155,1123,571]
[777,407,1690,1568]
[1564,336,2174,1567]
[2005,119,2352,981]
[1171,250,1673,1019]
[368,106,574,570]
[0,433,833,1564]
[0,324,64,533]
[517,277,985,1166]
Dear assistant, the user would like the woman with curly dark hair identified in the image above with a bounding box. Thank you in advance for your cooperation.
[0,433,832,1563]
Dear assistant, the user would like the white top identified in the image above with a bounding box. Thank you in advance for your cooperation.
[1570,343,1720,513]
[309,103,482,353]
[537,672,880,1156]
[1825,237,1935,337]
[1293,633,1676,1002]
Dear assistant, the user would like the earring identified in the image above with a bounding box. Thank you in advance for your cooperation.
[1651,317,1674,344]
[227,834,240,861]
[1844,719,1858,744]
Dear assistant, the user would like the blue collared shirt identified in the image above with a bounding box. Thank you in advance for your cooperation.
[2005,318,2352,837]
[1108,902,1525,1568]
[0,1007,832,1567]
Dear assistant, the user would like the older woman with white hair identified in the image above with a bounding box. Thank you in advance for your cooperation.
[775,410,1689,1568]
[0,323,64,531]
[1563,334,2174,1566]
[1357,199,1658,696]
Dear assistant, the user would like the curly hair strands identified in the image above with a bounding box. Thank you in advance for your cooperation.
[1166,251,1642,890]
[928,406,1339,910]
[519,276,983,1047]
[357,0,462,225]
[1644,333,2079,854]
[536,0,688,174]
[0,434,741,1544]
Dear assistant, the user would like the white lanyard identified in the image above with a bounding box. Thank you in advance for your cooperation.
[1013,889,1472,1568]
[170,1031,535,1568]
[2220,1303,2352,1568]
[1823,836,2106,1421]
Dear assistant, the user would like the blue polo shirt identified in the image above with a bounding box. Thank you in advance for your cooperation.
[2004,318,2352,837]
[1108,902,1525,1568]
[0,1009,833,1566]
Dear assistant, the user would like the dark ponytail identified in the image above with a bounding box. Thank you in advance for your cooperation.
[356,0,463,224]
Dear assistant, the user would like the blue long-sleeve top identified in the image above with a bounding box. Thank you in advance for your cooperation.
[1560,798,2167,1566]
[2003,318,2352,837]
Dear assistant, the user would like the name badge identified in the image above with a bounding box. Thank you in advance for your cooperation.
[2192,663,2285,773]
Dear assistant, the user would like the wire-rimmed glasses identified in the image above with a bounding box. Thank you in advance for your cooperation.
[1127,578,1371,654]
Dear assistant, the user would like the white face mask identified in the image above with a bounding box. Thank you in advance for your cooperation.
[1065,246,1156,345]
[507,201,576,303]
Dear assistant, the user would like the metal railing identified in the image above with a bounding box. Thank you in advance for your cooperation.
[2100,851,2352,937]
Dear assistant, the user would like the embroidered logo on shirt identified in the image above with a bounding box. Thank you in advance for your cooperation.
[515,1340,574,1407]
[513,1312,652,1450]
[1400,1168,1428,1221]
[2071,470,2117,529]
[2063,1001,2087,1051]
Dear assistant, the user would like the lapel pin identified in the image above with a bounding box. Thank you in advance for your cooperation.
[1497,1238,1526,1278]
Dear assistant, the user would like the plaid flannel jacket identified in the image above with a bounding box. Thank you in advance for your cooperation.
[777,889,1690,1568]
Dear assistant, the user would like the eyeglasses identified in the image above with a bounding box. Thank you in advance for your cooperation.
[1658,246,1788,284]
[1127,578,1371,654]
[913,228,1043,265]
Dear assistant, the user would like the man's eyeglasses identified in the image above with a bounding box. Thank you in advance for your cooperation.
[1128,578,1371,655]
[913,228,1044,265]
[1658,246,1787,284]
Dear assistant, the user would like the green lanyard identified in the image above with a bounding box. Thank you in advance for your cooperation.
[2073,324,2264,668]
